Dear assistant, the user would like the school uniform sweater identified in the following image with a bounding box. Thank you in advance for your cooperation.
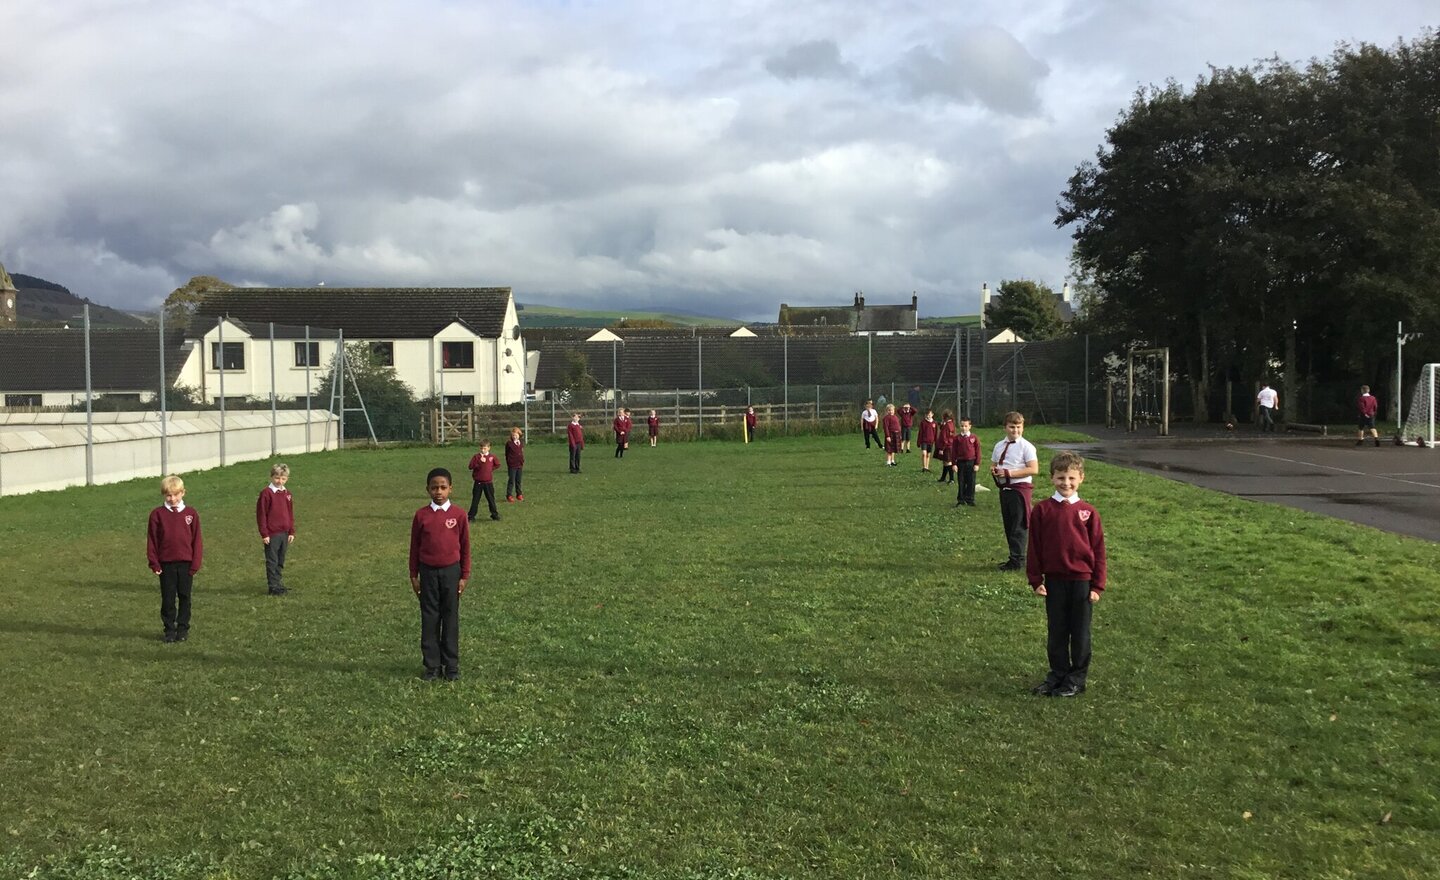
[567,423,585,448]
[147,504,204,573]
[882,413,901,436]
[899,406,916,428]
[1026,495,1106,591]
[952,433,981,463]
[647,416,660,436]
[468,452,501,483]
[1357,393,1378,418]
[409,503,471,579]
[256,485,295,537]
[917,419,938,445]
[505,439,525,468]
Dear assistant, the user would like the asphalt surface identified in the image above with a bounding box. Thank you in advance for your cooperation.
[1054,426,1440,543]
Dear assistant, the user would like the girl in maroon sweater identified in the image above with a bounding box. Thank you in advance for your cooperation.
[504,427,525,502]
[647,410,660,446]
[917,410,938,472]
[1027,451,1107,698]
[147,475,203,642]
[934,411,956,483]
[409,467,471,681]
[882,404,901,466]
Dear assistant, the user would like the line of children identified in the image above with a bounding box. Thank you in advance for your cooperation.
[917,409,937,472]
[256,463,296,595]
[409,467,471,681]
[991,411,1039,570]
[147,475,204,643]
[1027,451,1106,697]
[466,441,502,522]
[505,427,525,501]
[882,403,902,466]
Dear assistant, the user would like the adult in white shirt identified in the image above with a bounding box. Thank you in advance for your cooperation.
[1256,383,1279,433]
[860,400,881,449]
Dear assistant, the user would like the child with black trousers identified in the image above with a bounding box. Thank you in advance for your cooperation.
[256,462,296,595]
[147,474,204,643]
[505,427,525,502]
[410,467,471,681]
[467,441,501,522]
[991,411,1039,570]
[952,418,981,506]
[568,413,585,473]
[1027,451,1107,697]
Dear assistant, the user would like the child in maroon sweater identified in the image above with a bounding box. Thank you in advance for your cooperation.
[647,410,660,446]
[1027,451,1107,697]
[410,467,471,681]
[147,474,204,643]
[467,441,501,522]
[917,409,938,472]
[504,427,525,502]
[882,404,901,466]
[568,413,585,473]
[952,418,981,506]
[256,462,296,596]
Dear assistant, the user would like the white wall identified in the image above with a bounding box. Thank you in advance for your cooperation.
[0,410,339,496]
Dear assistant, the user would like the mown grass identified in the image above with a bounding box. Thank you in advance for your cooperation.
[0,429,1436,879]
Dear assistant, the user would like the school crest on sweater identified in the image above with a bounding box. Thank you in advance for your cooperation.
[445,518,458,529]
[1078,509,1091,523]
[185,515,194,526]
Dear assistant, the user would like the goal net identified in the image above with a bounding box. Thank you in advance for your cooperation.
[1401,363,1439,447]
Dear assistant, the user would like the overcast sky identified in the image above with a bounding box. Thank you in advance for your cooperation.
[1,1,1433,321]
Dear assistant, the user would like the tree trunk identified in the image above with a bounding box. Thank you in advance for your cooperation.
[1191,321,1211,423]
[1283,317,1298,424]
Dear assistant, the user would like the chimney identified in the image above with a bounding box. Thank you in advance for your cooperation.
[911,293,918,309]
[980,283,990,329]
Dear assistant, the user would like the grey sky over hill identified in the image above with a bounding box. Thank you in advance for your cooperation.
[1,1,1433,321]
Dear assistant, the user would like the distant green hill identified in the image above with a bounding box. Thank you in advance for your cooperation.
[9,274,147,329]
[517,303,740,329]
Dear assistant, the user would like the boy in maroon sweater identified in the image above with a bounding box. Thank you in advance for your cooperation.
[256,462,296,596]
[147,475,204,643]
[1027,451,1107,697]
[614,409,631,458]
[917,409,937,472]
[467,441,501,522]
[568,413,585,473]
[410,467,471,681]
[504,427,525,502]
[898,402,916,452]
[882,404,902,466]
[952,418,981,506]
[935,411,956,483]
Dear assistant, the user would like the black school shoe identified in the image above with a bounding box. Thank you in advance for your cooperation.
[176,628,189,642]
[997,560,1024,571]
[163,630,178,643]
[1053,683,1086,697]
[444,670,460,681]
[422,668,441,681]
[1031,679,1061,696]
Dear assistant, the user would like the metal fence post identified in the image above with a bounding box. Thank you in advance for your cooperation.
[159,309,168,476]
[217,315,227,467]
[1084,334,1090,424]
[83,304,94,486]
[304,326,312,452]
[337,329,346,449]
[816,385,820,421]
[697,337,703,438]
[269,321,278,456]
[783,335,789,432]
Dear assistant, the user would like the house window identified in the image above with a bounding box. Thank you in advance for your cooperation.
[442,395,474,407]
[294,341,321,367]
[4,394,41,407]
[370,341,394,367]
[211,342,245,371]
[442,341,474,369]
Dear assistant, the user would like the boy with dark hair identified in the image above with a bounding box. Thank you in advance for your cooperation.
[567,413,585,473]
[505,427,525,502]
[990,411,1039,570]
[1027,451,1106,697]
[147,475,203,643]
[410,467,471,681]
[256,462,296,596]
[898,401,916,452]
[1356,385,1380,447]
[935,410,956,483]
[952,418,981,506]
[917,408,937,473]
[466,441,501,522]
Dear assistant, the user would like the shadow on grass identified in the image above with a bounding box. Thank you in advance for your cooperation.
[0,618,141,640]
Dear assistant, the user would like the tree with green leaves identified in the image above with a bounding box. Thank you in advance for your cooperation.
[986,280,1064,341]
[163,275,234,330]
[315,342,423,441]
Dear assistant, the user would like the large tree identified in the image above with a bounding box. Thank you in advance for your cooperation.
[163,275,233,329]
[986,279,1064,340]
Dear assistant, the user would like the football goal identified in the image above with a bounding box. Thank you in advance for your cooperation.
[1401,363,1438,447]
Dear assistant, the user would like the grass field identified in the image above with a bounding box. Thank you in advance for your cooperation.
[1,431,1437,879]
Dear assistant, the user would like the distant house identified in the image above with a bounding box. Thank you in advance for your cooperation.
[0,328,189,407]
[180,287,526,406]
[0,263,16,328]
[778,293,919,335]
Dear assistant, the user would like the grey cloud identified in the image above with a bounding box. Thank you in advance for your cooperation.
[765,39,855,80]
[892,25,1050,116]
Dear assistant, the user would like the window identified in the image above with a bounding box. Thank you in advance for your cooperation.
[4,394,41,407]
[442,341,474,369]
[211,342,245,370]
[369,341,394,367]
[294,341,320,367]
[442,395,474,407]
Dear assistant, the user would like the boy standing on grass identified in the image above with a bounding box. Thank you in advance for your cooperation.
[882,404,902,466]
[898,401,916,453]
[917,408,937,472]
[1027,451,1106,697]
[991,411,1039,571]
[935,410,956,483]
[505,427,525,502]
[410,467,470,682]
[256,463,295,596]
[745,406,759,441]
[860,400,880,449]
[568,413,585,473]
[467,441,501,522]
[147,475,203,643]
[952,418,981,506]
[648,409,660,447]
[614,408,631,458]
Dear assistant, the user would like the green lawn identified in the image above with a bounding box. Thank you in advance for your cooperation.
[0,432,1436,879]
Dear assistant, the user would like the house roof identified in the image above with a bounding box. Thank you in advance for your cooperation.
[0,328,190,393]
[192,288,514,340]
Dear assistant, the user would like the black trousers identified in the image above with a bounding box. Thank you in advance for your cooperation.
[1044,578,1094,688]
[506,467,523,498]
[863,426,880,448]
[158,561,193,634]
[417,562,461,674]
[998,486,1030,562]
[956,463,977,504]
[569,445,582,472]
[263,533,289,592]
[468,481,497,519]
